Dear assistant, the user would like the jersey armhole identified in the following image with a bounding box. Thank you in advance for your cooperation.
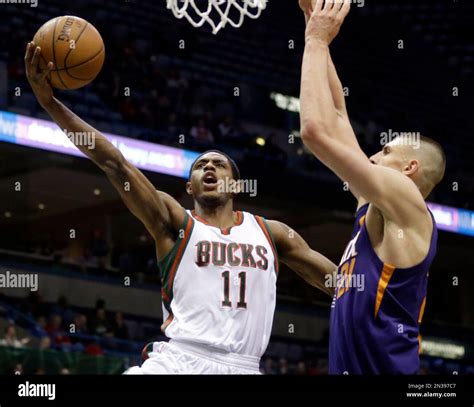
[255,216,280,275]
[158,210,194,308]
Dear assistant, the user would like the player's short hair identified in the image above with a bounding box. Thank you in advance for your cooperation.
[397,135,445,197]
[188,150,241,181]
[418,135,446,188]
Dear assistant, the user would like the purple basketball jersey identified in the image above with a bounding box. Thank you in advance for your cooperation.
[329,203,437,374]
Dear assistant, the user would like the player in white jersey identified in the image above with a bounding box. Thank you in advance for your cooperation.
[124,150,336,374]
[129,207,280,374]
[160,210,278,358]
[25,45,336,374]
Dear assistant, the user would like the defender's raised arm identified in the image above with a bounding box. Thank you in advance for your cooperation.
[299,1,429,225]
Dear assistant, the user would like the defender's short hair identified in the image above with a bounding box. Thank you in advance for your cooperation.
[419,135,446,187]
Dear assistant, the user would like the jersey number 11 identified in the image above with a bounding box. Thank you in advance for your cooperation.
[221,270,247,309]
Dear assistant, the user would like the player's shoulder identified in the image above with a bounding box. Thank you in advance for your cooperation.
[238,211,266,224]
[372,175,429,224]
[242,213,277,235]
[254,218,291,245]
[368,198,433,245]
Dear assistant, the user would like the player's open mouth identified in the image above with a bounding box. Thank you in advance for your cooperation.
[203,172,218,188]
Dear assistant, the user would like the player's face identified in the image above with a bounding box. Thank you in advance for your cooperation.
[186,153,235,206]
[369,140,410,172]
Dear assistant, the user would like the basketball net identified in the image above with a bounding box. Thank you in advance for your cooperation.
[166,0,268,34]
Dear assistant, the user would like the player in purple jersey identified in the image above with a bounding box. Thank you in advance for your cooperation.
[298,0,446,373]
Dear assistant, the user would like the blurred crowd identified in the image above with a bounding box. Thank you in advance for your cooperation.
[2,294,133,354]
[21,227,161,286]
[0,291,330,375]
[4,4,472,210]
[2,291,473,375]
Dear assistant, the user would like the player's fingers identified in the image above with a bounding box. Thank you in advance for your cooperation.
[24,42,34,65]
[31,46,41,72]
[326,0,339,14]
[339,0,351,19]
[39,62,54,81]
[330,0,345,15]
[24,43,36,78]
[313,0,324,13]
[325,0,338,13]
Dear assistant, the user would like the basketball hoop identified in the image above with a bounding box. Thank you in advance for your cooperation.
[166,0,268,34]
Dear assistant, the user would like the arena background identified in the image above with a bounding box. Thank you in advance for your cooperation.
[0,0,473,376]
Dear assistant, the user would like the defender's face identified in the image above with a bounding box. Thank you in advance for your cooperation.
[369,140,409,172]
[187,152,235,205]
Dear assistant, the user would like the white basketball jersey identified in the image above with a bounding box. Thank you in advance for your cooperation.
[158,210,278,358]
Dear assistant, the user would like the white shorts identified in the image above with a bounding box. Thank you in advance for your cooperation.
[124,340,261,375]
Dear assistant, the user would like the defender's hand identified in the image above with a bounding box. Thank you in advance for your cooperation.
[305,0,351,45]
[25,42,55,108]
[299,0,313,16]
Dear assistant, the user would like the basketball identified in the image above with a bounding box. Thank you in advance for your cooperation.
[32,16,105,90]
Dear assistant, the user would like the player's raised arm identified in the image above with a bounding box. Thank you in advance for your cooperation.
[299,0,348,121]
[300,1,350,122]
[299,0,362,202]
[299,0,352,133]
[266,220,336,297]
[25,42,185,251]
[299,1,428,223]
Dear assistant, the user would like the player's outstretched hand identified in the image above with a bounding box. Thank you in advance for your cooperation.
[25,42,55,108]
[305,0,351,45]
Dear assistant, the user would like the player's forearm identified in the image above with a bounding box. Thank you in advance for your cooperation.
[288,252,336,297]
[300,40,339,139]
[307,251,336,296]
[42,97,124,169]
[283,249,336,297]
[327,53,346,116]
[327,53,361,150]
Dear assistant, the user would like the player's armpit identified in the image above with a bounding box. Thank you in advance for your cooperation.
[266,220,336,296]
[301,126,428,224]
